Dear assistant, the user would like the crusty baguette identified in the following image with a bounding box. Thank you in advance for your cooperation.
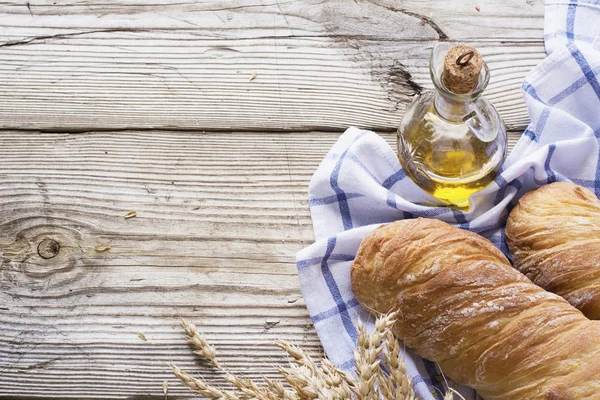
[506,182,600,319]
[351,218,600,400]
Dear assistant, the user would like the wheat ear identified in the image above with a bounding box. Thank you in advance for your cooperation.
[180,318,220,368]
[173,313,457,400]
[379,330,418,400]
[265,377,299,400]
[276,339,344,399]
[179,318,278,399]
[170,364,238,399]
[353,313,397,399]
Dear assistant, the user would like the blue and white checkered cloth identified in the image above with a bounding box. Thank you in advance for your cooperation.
[296,1,600,399]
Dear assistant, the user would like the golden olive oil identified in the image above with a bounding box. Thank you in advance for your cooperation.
[398,104,502,210]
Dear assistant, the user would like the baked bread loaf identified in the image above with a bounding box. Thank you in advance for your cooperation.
[351,218,600,399]
[506,182,600,319]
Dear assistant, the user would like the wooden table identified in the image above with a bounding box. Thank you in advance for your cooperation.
[0,1,544,398]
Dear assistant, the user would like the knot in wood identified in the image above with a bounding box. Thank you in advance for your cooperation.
[38,238,60,259]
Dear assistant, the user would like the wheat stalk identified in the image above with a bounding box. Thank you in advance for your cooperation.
[170,313,458,400]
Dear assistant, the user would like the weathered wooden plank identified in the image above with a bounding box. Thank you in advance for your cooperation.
[0,0,544,132]
[0,0,545,40]
[0,130,323,399]
[0,129,522,398]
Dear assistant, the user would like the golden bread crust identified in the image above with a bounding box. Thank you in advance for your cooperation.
[351,218,600,399]
[506,182,600,319]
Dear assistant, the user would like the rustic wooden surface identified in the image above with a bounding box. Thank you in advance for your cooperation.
[0,0,542,398]
[0,0,544,132]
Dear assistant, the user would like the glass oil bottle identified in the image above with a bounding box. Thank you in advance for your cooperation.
[397,44,507,210]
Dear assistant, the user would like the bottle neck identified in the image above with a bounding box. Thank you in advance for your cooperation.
[433,91,474,123]
[428,43,490,122]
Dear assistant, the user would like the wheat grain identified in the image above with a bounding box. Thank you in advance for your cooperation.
[320,358,356,389]
[162,380,168,400]
[381,330,417,400]
[276,339,345,399]
[320,359,354,399]
[265,377,299,400]
[180,318,219,368]
[275,340,317,370]
[180,318,277,399]
[280,365,322,400]
[170,364,237,399]
[171,314,458,400]
[124,210,137,219]
[225,373,276,400]
[353,314,395,400]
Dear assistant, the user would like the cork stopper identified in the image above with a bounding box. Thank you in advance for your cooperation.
[442,45,483,94]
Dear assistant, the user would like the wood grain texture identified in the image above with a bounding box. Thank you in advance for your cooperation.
[0,129,523,399]
[0,0,544,132]
[0,130,322,399]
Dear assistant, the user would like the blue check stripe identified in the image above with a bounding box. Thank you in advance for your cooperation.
[412,375,426,387]
[346,152,382,184]
[523,128,538,142]
[383,169,408,209]
[423,359,445,395]
[570,177,600,186]
[329,132,368,231]
[338,358,356,371]
[546,0,600,5]
[498,228,510,257]
[566,0,578,43]
[509,178,523,192]
[309,193,364,206]
[493,171,508,188]
[532,144,558,186]
[387,191,398,209]
[493,185,509,212]
[507,179,524,211]
[494,173,523,212]
[312,298,360,323]
[464,220,506,235]
[452,209,468,225]
[523,81,544,103]
[546,144,558,184]
[544,30,596,43]
[330,157,354,231]
[568,42,600,100]
[382,169,407,189]
[548,65,600,104]
[320,237,358,342]
[403,211,416,219]
[414,208,454,218]
[535,107,551,140]
[297,253,356,270]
